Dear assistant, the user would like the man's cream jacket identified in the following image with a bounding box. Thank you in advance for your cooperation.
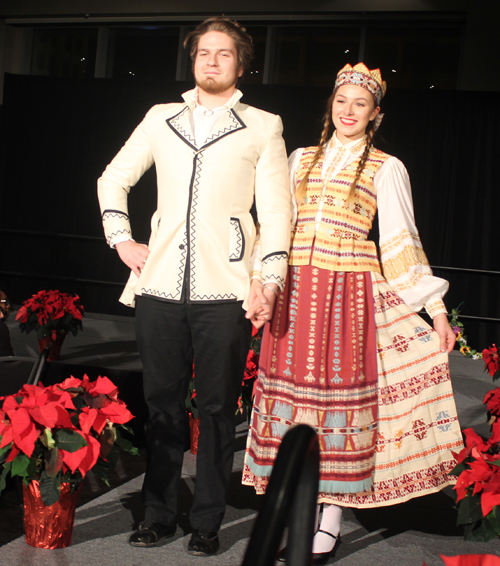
[98,89,291,308]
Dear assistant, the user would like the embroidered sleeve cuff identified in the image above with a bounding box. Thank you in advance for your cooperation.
[102,209,133,248]
[425,295,447,318]
[261,251,288,291]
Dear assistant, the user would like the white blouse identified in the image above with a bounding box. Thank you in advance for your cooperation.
[254,132,448,317]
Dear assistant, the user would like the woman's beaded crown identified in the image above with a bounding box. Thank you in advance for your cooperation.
[334,63,387,105]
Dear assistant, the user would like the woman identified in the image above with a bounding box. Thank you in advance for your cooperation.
[243,63,463,563]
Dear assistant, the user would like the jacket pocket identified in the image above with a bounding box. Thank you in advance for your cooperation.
[229,217,245,262]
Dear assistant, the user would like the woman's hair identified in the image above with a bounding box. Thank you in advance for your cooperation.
[184,17,254,77]
[295,88,378,204]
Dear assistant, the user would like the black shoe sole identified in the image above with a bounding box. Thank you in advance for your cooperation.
[129,529,176,547]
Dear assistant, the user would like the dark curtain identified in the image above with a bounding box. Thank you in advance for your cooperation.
[1,73,498,347]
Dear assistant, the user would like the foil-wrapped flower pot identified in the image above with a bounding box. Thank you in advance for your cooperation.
[37,332,67,361]
[23,480,81,549]
[189,414,201,455]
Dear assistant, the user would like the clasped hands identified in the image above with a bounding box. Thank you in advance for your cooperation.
[245,279,278,329]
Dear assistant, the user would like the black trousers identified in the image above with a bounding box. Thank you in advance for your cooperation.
[135,296,252,532]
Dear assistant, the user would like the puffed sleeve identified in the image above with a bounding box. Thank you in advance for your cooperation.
[287,148,303,227]
[376,156,449,318]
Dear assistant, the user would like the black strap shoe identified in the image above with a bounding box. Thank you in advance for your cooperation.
[187,528,220,556]
[129,520,176,547]
[311,530,341,565]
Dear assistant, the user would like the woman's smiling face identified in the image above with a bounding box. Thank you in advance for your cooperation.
[331,84,380,145]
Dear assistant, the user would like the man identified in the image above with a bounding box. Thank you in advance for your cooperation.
[0,289,14,357]
[98,17,291,556]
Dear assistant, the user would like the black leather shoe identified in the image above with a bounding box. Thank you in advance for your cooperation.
[277,531,341,565]
[187,528,220,556]
[311,530,341,565]
[129,520,176,547]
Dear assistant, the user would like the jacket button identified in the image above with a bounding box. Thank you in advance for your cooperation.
[179,244,185,250]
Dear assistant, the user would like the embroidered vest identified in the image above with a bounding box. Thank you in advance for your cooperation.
[289,145,391,272]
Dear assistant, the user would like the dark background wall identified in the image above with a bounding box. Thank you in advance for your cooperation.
[0,72,499,348]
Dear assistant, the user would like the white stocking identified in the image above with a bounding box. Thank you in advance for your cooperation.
[312,504,342,554]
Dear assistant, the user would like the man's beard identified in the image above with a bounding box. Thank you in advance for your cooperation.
[196,75,237,95]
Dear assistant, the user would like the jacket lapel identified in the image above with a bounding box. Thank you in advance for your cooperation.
[167,104,247,151]
[200,109,246,149]
[166,106,197,150]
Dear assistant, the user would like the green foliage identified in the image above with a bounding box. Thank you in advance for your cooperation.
[463,516,499,542]
[54,430,87,453]
[115,429,139,456]
[11,454,30,479]
[39,470,61,506]
[0,462,12,494]
[91,460,111,487]
[0,444,10,465]
[487,506,500,532]
[457,492,483,525]
[44,447,64,478]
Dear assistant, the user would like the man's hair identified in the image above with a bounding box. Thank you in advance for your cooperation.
[183,17,254,76]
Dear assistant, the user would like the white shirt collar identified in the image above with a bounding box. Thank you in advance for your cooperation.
[330,131,367,152]
[182,87,243,111]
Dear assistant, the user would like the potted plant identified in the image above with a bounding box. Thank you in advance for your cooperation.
[451,344,500,541]
[0,374,137,548]
[16,290,85,360]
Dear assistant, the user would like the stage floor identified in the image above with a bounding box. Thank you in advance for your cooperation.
[1,311,500,564]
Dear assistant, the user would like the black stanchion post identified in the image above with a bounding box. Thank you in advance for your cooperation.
[242,424,320,566]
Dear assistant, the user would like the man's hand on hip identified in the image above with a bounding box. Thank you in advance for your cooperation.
[116,240,150,277]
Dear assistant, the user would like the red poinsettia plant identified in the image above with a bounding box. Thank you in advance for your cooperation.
[450,345,500,541]
[238,326,263,415]
[483,345,500,380]
[0,374,137,506]
[16,290,84,340]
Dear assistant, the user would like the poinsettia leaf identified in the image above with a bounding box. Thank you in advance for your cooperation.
[36,327,47,340]
[91,460,110,486]
[39,470,61,506]
[449,461,467,477]
[120,424,133,434]
[114,432,139,456]
[98,427,115,459]
[11,453,30,478]
[463,516,499,542]
[0,462,12,494]
[26,453,39,479]
[486,507,500,535]
[0,444,10,463]
[106,445,120,469]
[44,447,64,478]
[457,493,483,525]
[40,428,56,450]
[54,429,87,453]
